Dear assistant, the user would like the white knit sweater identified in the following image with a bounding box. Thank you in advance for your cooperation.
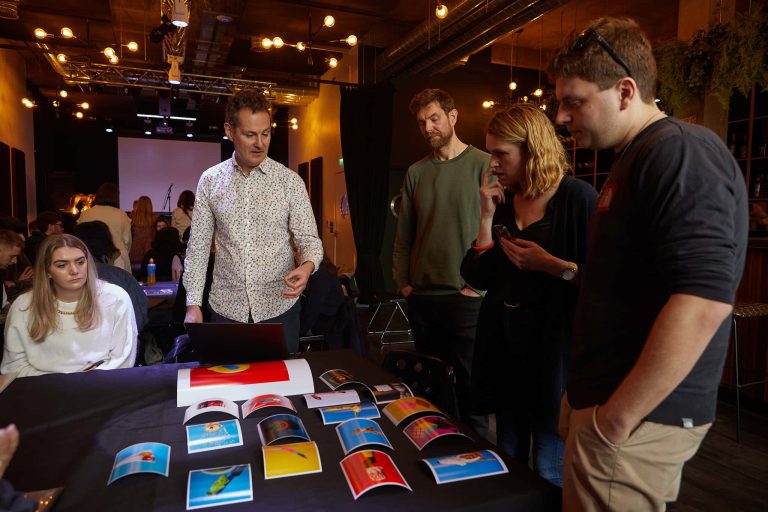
[1,281,137,377]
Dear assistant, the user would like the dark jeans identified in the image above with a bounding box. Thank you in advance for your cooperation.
[406,292,487,435]
[210,301,301,353]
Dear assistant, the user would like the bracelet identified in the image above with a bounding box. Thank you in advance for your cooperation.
[472,239,494,252]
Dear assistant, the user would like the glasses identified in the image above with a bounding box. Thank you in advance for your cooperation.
[574,28,633,78]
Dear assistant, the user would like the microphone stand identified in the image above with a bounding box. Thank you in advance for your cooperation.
[163,183,173,218]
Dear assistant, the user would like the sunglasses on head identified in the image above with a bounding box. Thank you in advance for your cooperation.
[574,28,633,79]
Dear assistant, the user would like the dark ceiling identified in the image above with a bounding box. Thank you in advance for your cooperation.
[0,0,682,127]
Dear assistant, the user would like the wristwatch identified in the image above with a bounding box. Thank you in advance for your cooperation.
[561,262,578,281]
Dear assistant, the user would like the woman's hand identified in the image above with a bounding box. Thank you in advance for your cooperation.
[499,237,557,273]
[479,170,505,219]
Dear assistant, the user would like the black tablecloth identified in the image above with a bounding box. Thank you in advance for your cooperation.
[0,350,559,511]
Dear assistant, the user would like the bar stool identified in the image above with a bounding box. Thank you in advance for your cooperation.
[730,302,768,443]
[366,295,412,345]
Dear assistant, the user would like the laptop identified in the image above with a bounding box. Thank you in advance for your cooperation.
[184,322,289,365]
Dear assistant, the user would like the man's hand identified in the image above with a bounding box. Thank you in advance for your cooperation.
[595,405,633,445]
[400,285,414,298]
[18,266,33,281]
[283,262,313,298]
[0,423,20,480]
[184,305,203,324]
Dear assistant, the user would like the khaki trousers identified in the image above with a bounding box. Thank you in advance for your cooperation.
[560,397,710,512]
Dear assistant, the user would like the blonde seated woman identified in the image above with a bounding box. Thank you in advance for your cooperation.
[1,234,137,377]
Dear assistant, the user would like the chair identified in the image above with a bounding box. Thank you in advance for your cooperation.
[366,294,412,345]
[729,302,768,443]
[381,349,459,418]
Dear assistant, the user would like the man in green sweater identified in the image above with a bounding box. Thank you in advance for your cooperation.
[393,89,489,432]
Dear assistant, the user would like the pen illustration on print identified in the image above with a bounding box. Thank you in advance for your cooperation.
[187,464,253,510]
[108,442,171,484]
[319,402,381,425]
[336,418,393,455]
[262,441,323,480]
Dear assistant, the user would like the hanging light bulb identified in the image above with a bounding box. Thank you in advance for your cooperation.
[290,117,298,125]
[508,81,517,91]
[80,102,90,110]
[435,4,448,19]
[271,122,277,128]
[75,111,84,119]
[59,89,68,98]
[272,36,284,48]
[56,53,67,63]
[533,88,543,97]
[482,100,494,109]
[323,15,335,28]
[291,123,298,130]
[345,35,358,46]
[109,55,119,64]
[21,98,34,108]
[261,37,273,49]
[60,27,74,38]
[327,57,339,68]
[52,100,60,108]
[104,47,116,58]
[33,28,47,39]
[127,41,139,52]
[296,41,306,51]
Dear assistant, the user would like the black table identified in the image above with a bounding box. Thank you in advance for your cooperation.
[0,350,559,511]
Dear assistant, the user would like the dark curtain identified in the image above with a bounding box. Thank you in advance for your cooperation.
[339,84,394,304]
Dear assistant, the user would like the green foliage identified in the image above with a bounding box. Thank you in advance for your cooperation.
[656,3,768,113]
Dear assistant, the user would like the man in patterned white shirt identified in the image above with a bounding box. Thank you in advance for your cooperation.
[183,90,323,352]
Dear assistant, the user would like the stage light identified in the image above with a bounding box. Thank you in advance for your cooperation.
[171,0,189,28]
[168,60,181,84]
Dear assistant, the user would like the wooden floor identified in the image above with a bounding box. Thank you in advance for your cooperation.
[358,302,768,510]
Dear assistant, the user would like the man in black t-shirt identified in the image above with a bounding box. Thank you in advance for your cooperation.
[549,17,748,511]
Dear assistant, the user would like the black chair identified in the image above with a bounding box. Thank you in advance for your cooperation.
[381,349,459,418]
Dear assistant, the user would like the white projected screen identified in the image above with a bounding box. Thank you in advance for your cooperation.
[117,137,222,213]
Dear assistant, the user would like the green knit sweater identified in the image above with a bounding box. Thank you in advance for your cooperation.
[393,145,489,295]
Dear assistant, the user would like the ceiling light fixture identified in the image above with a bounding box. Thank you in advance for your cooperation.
[168,55,183,85]
[435,3,448,19]
[171,0,189,28]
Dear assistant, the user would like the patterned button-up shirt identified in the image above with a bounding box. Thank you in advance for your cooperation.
[184,154,323,322]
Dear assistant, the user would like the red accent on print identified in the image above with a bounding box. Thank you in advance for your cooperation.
[190,361,289,388]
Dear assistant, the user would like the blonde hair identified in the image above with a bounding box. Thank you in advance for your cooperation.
[27,234,101,342]
[486,103,570,198]
[133,196,155,227]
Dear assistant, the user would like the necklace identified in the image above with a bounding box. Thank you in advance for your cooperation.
[616,110,666,161]
[57,309,76,315]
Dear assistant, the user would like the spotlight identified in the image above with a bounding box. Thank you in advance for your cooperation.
[323,15,335,28]
[56,53,67,63]
[328,57,338,68]
[127,41,139,52]
[60,27,74,38]
[59,90,68,98]
[346,35,358,47]
[171,0,190,28]
[272,37,284,48]
[33,28,47,39]
[435,4,448,19]
[168,55,182,84]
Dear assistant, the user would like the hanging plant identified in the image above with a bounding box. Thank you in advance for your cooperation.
[656,2,768,113]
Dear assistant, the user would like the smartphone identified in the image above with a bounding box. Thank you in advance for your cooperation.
[492,224,512,241]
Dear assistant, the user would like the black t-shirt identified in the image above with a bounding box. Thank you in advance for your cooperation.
[568,117,748,426]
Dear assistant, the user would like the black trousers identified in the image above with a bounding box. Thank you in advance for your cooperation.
[406,293,485,429]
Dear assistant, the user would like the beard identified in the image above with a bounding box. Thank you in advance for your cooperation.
[425,128,452,149]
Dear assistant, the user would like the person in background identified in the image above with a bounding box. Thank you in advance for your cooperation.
[0,222,33,310]
[73,221,149,332]
[24,211,63,265]
[77,182,132,272]
[142,227,184,282]
[153,217,169,233]
[129,196,156,272]
[183,89,322,353]
[1,234,137,377]
[392,88,489,433]
[172,190,194,240]
[460,104,597,486]
[549,17,748,510]
[299,254,345,347]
